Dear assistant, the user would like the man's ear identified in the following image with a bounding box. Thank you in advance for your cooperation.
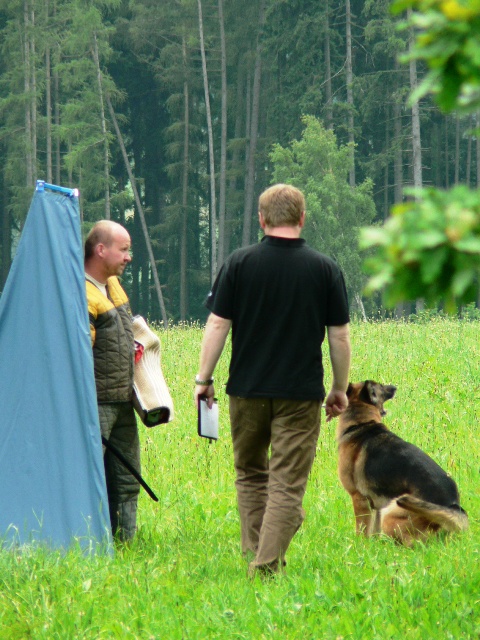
[298,211,306,228]
[258,211,266,230]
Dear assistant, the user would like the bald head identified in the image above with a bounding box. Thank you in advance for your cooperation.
[84,220,132,283]
[85,221,128,260]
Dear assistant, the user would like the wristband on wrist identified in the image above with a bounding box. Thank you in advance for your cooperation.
[195,375,214,386]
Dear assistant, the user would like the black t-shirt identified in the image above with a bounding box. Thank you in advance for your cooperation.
[206,235,350,400]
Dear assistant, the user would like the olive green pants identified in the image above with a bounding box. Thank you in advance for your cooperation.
[229,397,321,573]
[98,402,140,542]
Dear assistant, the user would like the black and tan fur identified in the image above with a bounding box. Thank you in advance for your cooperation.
[336,381,468,546]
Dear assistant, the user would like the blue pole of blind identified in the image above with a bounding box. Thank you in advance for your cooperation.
[36,179,79,199]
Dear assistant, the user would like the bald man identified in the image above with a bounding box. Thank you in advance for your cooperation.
[85,220,139,542]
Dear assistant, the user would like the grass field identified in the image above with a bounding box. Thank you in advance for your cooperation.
[1,318,479,639]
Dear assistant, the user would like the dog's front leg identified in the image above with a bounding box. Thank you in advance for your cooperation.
[350,492,372,535]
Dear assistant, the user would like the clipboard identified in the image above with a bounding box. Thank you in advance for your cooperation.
[198,396,219,441]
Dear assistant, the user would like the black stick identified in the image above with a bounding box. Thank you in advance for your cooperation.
[102,436,159,502]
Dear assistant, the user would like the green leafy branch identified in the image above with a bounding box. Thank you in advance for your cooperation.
[362,0,480,310]
[361,186,480,311]
[392,0,480,113]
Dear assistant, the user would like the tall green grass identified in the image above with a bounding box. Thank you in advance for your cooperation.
[1,319,478,639]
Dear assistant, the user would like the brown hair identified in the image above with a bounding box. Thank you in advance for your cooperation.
[258,184,305,227]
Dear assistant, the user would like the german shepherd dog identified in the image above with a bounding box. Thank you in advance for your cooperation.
[336,380,468,545]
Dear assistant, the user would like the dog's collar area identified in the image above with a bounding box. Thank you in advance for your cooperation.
[343,421,381,436]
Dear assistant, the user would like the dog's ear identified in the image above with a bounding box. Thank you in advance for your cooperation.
[361,380,381,406]
[385,385,397,400]
[361,381,396,414]
[346,383,354,398]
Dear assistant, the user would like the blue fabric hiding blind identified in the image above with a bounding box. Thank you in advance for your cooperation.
[0,188,112,552]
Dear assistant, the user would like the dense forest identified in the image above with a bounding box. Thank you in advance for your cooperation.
[1,0,479,322]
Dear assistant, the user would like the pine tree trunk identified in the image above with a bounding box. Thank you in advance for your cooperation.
[92,33,110,219]
[384,104,390,220]
[45,46,52,183]
[324,1,333,130]
[1,170,11,288]
[393,62,403,207]
[394,62,404,319]
[243,66,252,202]
[354,292,367,322]
[445,116,449,187]
[54,62,60,184]
[24,0,33,187]
[393,124,405,321]
[454,116,460,185]
[466,115,472,187]
[226,54,245,254]
[30,2,37,184]
[432,122,440,186]
[67,140,73,185]
[45,0,52,184]
[476,111,480,186]
[242,0,266,247]
[393,119,403,203]
[345,0,355,187]
[180,36,189,321]
[477,115,480,308]
[409,21,422,191]
[409,13,423,313]
[107,96,168,327]
[198,0,217,282]
[217,0,227,270]
[53,0,60,185]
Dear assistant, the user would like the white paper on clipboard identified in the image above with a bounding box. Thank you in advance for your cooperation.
[198,397,219,440]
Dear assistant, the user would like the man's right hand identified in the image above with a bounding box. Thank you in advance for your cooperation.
[324,389,348,422]
[194,383,215,408]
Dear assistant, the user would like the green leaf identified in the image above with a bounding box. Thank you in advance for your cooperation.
[391,0,415,16]
[363,271,392,295]
[408,72,441,106]
[437,61,464,110]
[420,246,448,284]
[451,268,475,296]
[453,237,480,253]
[408,230,446,250]
[463,37,480,67]
[358,227,388,249]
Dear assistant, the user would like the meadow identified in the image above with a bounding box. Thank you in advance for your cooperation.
[0,318,478,639]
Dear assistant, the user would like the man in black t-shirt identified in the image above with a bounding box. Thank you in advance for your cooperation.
[195,184,351,577]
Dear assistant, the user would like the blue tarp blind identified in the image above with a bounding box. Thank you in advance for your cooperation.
[0,186,112,552]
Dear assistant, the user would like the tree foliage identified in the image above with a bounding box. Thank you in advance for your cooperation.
[270,116,376,302]
[1,0,480,318]
[361,0,480,311]
[394,0,480,113]
[362,185,480,310]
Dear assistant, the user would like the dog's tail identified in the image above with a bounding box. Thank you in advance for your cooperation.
[396,494,469,533]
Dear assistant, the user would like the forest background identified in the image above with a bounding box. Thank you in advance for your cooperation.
[1,0,479,323]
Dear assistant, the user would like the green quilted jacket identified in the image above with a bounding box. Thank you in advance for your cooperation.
[86,276,135,403]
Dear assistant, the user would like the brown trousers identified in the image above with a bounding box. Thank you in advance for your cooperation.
[99,402,140,541]
[229,396,321,571]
